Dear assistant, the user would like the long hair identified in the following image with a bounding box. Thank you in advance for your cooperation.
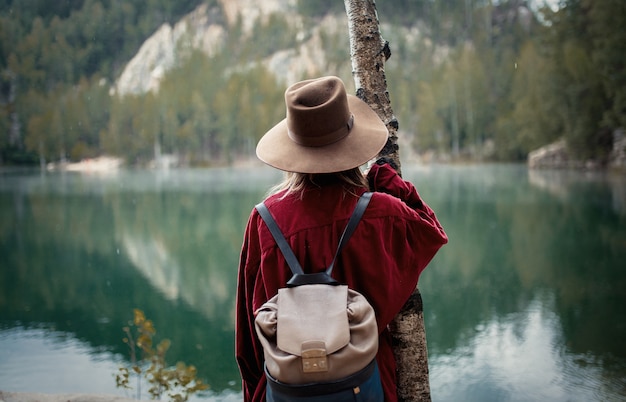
[269,167,368,199]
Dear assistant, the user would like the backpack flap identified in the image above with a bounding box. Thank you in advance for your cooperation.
[276,284,350,366]
[254,284,379,385]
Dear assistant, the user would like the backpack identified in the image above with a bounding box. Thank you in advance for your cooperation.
[254,192,383,401]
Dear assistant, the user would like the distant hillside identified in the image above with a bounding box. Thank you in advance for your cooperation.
[113,0,348,96]
[1,0,624,169]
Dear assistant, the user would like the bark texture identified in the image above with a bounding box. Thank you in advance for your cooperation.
[344,1,431,401]
[344,0,401,174]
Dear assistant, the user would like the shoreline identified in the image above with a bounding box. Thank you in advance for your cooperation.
[0,392,148,402]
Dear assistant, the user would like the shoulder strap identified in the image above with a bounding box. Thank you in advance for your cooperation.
[325,191,372,276]
[255,202,305,275]
[255,192,373,278]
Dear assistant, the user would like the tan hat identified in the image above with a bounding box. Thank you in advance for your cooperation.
[256,76,388,173]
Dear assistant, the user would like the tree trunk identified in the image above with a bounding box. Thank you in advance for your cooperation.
[343,1,431,401]
[343,0,401,174]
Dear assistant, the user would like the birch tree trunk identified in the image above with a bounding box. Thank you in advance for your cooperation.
[344,1,431,401]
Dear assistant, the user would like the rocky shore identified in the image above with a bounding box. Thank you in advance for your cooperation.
[528,130,626,170]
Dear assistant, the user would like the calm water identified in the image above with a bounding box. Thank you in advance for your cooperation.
[1,164,625,401]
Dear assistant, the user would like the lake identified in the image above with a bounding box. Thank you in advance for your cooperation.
[1,164,625,401]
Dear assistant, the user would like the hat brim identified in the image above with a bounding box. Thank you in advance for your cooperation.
[256,95,388,173]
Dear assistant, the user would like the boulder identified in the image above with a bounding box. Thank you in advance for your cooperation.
[527,139,575,169]
[529,131,626,171]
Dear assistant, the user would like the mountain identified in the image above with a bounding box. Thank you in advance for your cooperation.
[3,0,622,168]
[114,0,353,96]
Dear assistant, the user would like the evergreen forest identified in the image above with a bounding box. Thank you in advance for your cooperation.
[0,0,624,167]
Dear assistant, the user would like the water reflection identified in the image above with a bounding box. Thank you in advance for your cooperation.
[1,164,625,401]
[429,293,624,401]
[0,166,282,396]
[0,327,123,395]
[406,164,626,401]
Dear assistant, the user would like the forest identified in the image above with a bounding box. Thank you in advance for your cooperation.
[0,0,624,167]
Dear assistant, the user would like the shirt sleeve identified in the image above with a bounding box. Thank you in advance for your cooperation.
[367,162,447,243]
[363,163,448,329]
[235,213,266,402]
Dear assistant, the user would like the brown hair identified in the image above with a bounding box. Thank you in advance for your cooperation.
[270,167,368,199]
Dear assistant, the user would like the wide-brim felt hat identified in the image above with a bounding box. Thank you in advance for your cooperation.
[256,76,388,173]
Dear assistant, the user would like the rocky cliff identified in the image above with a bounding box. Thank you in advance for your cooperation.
[528,131,626,171]
[113,3,226,96]
[113,0,351,96]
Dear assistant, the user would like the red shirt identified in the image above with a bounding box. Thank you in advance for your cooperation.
[236,163,448,401]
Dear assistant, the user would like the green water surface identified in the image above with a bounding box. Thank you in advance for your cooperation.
[1,164,624,401]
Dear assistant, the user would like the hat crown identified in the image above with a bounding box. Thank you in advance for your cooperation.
[255,75,388,174]
[285,77,353,147]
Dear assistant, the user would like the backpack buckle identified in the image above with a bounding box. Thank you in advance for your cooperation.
[301,341,328,373]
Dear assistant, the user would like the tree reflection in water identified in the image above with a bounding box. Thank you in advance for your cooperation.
[0,165,625,401]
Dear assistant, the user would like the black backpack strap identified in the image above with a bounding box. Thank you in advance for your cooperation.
[325,192,372,276]
[255,192,373,278]
[255,202,305,275]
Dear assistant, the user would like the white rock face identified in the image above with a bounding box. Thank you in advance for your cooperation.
[112,0,362,95]
[220,0,297,33]
[114,4,226,96]
[262,14,347,86]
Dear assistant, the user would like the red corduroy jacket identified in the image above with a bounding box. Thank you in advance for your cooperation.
[236,163,448,401]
